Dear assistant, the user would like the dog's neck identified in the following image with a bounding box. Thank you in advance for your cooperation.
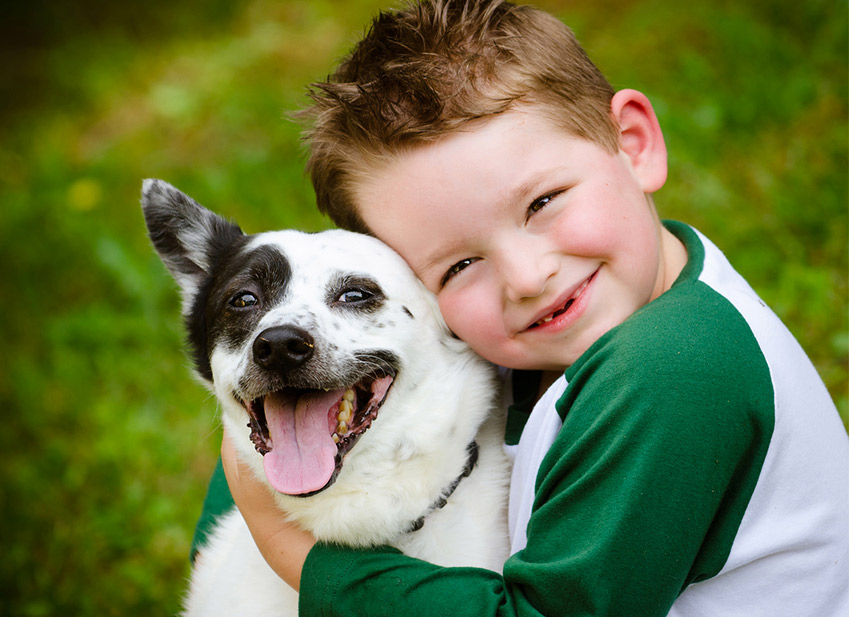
[407,440,480,533]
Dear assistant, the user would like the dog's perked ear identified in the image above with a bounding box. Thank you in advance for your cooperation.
[140,179,243,302]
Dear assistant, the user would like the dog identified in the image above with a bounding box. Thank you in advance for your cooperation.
[141,179,511,616]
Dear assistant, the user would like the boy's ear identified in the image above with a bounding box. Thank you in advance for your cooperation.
[611,89,667,193]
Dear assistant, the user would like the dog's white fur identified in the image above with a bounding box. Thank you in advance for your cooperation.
[141,180,510,616]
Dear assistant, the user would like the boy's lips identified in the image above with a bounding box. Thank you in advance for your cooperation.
[524,269,598,332]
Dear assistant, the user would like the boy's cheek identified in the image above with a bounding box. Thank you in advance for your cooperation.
[437,295,466,337]
[440,305,506,364]
[438,294,488,343]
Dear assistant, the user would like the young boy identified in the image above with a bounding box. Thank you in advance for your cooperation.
[207,1,849,615]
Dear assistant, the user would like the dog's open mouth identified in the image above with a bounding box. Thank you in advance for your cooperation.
[240,373,394,496]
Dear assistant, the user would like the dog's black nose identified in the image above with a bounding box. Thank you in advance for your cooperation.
[253,326,315,371]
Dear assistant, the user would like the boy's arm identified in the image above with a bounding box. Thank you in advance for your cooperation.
[233,317,773,617]
[221,438,511,611]
[220,430,315,592]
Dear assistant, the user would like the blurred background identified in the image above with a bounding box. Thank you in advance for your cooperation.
[1,0,845,614]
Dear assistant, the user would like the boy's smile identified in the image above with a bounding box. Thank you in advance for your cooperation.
[526,268,597,331]
[354,93,686,372]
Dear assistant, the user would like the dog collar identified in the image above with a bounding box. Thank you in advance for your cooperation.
[407,440,480,533]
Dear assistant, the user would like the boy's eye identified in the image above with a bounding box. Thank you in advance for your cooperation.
[527,189,566,219]
[441,258,479,287]
[230,291,258,308]
[529,195,552,214]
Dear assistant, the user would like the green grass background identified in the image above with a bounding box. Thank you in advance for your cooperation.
[1,0,845,614]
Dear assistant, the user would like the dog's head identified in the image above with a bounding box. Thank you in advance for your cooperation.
[142,179,459,498]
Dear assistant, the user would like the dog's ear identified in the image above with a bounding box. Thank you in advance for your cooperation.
[141,179,243,300]
[416,281,467,347]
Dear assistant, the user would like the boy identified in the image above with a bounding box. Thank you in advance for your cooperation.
[209,1,849,615]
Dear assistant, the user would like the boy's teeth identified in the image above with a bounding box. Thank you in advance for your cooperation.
[535,277,590,327]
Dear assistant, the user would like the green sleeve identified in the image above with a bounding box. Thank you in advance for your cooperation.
[299,283,774,617]
[190,457,235,563]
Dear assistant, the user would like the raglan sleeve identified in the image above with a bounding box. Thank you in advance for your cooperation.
[298,290,775,617]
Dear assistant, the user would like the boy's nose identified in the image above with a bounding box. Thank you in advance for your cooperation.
[499,250,558,303]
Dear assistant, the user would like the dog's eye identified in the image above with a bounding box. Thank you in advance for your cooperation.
[337,289,372,303]
[230,292,258,308]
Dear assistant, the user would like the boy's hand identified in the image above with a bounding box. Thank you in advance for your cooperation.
[220,428,316,592]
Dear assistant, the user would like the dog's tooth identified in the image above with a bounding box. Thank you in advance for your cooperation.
[338,399,353,424]
[332,433,340,444]
[343,389,355,403]
[337,420,348,434]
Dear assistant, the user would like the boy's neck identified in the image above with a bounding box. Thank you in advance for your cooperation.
[655,223,689,298]
[537,370,565,400]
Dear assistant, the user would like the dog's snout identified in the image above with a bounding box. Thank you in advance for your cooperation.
[253,326,315,371]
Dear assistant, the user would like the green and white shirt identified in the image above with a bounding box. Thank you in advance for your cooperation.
[300,222,849,616]
[500,221,849,616]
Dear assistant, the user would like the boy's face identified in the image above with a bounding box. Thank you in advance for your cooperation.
[353,98,684,371]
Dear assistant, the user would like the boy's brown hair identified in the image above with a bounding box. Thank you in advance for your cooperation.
[300,0,619,232]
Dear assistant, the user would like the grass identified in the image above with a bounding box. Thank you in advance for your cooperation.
[1,0,845,614]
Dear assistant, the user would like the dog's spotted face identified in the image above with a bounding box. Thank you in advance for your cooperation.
[142,180,445,497]
[207,232,426,497]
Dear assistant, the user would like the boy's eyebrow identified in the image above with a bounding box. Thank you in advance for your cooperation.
[416,239,468,279]
[505,166,571,208]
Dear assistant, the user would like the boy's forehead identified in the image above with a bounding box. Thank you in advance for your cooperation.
[353,107,592,211]
[351,108,608,274]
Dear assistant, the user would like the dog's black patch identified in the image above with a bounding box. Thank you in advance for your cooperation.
[402,306,414,319]
[141,179,249,382]
[199,244,293,371]
[184,234,250,381]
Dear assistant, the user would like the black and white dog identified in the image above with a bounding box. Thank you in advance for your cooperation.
[141,180,510,616]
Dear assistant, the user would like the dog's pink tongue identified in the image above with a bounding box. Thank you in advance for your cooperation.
[262,389,343,495]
